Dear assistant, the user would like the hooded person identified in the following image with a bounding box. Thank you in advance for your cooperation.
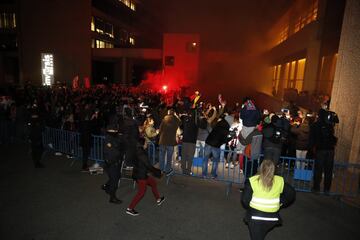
[118,106,139,167]
[29,112,45,168]
[126,138,164,216]
[101,114,126,204]
[237,98,261,154]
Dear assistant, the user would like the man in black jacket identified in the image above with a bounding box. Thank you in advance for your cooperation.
[262,115,289,165]
[180,110,198,175]
[102,115,125,204]
[309,109,338,194]
[29,112,45,168]
[119,107,139,167]
[202,114,232,178]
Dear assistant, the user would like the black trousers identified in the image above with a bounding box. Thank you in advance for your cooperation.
[248,219,278,240]
[105,162,122,197]
[82,146,91,169]
[313,150,334,192]
[31,145,43,166]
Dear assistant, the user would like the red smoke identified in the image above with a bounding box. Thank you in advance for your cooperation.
[138,70,192,94]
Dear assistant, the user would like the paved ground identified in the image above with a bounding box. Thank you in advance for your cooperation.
[1,143,360,240]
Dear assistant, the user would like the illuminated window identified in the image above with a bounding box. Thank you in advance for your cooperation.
[92,39,114,49]
[293,0,318,34]
[130,2,136,11]
[278,26,289,44]
[0,12,16,29]
[277,0,318,46]
[91,17,95,31]
[119,0,136,11]
[129,37,135,45]
[92,16,114,38]
[283,58,306,92]
[272,65,282,95]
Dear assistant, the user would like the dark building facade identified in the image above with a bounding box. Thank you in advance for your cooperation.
[0,0,162,86]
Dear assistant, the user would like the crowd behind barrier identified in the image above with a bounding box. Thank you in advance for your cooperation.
[42,127,360,198]
[1,84,359,200]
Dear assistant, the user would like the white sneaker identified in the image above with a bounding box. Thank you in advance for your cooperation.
[230,163,234,169]
[225,163,229,168]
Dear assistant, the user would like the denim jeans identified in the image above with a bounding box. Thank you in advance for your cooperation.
[159,145,174,173]
[202,144,221,177]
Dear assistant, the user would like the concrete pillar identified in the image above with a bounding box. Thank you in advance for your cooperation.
[0,55,3,84]
[330,0,360,163]
[303,40,321,93]
[114,60,122,84]
[122,57,127,85]
[278,64,286,99]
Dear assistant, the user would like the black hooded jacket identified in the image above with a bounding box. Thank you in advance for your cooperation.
[205,118,230,148]
[132,144,161,180]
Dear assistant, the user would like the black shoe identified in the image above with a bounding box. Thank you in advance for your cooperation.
[156,196,166,206]
[109,197,122,204]
[101,184,109,191]
[126,208,139,216]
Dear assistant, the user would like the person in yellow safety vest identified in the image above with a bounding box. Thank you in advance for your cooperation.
[241,159,296,240]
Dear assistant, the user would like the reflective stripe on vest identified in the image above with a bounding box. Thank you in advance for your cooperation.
[249,175,284,213]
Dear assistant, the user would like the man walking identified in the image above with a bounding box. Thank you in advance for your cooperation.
[158,108,181,176]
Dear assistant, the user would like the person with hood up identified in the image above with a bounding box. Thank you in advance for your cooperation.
[126,138,165,216]
[237,98,261,154]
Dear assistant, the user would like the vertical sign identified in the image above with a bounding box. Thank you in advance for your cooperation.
[41,53,54,86]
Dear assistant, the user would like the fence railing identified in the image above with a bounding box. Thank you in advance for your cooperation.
[43,127,360,198]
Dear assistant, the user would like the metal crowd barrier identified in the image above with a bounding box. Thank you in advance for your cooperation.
[43,127,359,198]
[43,127,104,163]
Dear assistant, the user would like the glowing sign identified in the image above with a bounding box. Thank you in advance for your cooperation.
[41,53,54,86]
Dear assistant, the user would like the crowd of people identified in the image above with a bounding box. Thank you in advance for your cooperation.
[0,83,338,191]
[1,83,340,239]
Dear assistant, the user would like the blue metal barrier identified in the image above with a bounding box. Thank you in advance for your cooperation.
[43,127,104,163]
[42,127,359,198]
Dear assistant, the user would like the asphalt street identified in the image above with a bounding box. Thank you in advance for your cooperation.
[1,143,360,240]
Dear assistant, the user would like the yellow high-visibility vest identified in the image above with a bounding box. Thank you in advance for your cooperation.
[249,175,284,213]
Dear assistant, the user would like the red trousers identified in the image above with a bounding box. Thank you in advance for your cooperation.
[128,176,160,209]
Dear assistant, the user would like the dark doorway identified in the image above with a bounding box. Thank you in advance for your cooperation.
[92,60,114,85]
[132,59,162,86]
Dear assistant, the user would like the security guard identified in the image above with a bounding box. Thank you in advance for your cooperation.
[101,115,125,204]
[241,160,296,240]
[29,107,45,168]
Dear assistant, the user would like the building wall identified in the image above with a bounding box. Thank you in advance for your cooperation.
[162,34,200,91]
[331,0,360,163]
[19,0,91,86]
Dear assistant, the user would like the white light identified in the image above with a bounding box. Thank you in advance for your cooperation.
[41,53,54,86]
